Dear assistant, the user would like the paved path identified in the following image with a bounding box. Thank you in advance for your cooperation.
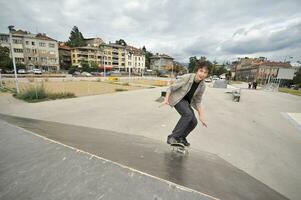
[0,116,289,200]
[0,84,300,199]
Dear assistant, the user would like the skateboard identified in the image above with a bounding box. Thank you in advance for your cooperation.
[170,143,188,154]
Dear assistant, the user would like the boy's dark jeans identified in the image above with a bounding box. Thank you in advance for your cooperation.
[169,99,198,139]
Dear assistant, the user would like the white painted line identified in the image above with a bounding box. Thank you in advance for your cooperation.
[281,112,301,133]
[2,120,219,200]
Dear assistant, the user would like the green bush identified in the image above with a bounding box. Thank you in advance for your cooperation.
[15,85,47,100]
[115,88,128,92]
[15,84,75,102]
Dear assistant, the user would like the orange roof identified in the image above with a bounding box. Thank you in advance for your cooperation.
[59,44,71,50]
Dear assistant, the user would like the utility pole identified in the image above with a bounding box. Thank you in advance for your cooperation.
[8,25,20,93]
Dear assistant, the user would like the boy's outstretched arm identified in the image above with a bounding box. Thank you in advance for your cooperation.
[161,91,171,106]
[196,105,207,127]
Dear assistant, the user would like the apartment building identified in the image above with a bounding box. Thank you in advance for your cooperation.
[150,53,174,71]
[0,30,59,71]
[234,57,293,83]
[71,46,102,67]
[126,46,145,74]
[58,43,71,70]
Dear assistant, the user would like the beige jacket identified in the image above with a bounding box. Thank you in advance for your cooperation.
[166,73,206,110]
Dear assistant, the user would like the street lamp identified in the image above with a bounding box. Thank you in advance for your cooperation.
[8,25,19,93]
[128,51,132,78]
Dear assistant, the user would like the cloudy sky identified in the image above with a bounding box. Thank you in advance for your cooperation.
[0,0,300,63]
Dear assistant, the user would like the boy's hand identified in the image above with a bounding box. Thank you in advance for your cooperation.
[199,118,207,127]
[159,98,169,107]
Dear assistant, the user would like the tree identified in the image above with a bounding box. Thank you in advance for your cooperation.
[0,46,13,70]
[66,26,86,47]
[115,39,127,46]
[293,67,301,88]
[142,46,153,69]
[188,56,197,73]
[16,62,26,69]
[90,61,99,70]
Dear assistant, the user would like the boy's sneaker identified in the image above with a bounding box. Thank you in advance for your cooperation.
[167,136,179,145]
[180,138,190,147]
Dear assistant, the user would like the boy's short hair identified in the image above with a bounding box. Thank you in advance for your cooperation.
[194,60,212,73]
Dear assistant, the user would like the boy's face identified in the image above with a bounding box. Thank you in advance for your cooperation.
[196,67,209,80]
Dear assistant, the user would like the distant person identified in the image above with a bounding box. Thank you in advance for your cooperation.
[252,81,257,89]
[248,82,252,89]
[160,61,211,147]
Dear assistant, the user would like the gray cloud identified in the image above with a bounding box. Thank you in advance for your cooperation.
[221,19,301,54]
[0,0,300,63]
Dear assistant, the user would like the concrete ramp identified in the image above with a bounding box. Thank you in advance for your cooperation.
[0,119,215,200]
[0,114,289,200]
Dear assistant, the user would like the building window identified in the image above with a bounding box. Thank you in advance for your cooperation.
[13,39,22,44]
[73,54,75,58]
[50,58,56,63]
[26,48,30,53]
[0,35,9,42]
[73,60,76,63]
[32,49,37,54]
[13,48,23,53]
[25,41,29,45]
[32,41,35,46]
[39,42,46,47]
[15,58,24,62]
[49,43,55,48]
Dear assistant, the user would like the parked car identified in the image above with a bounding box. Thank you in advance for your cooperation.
[91,71,101,76]
[205,77,212,82]
[33,69,42,75]
[212,75,219,81]
[17,69,26,74]
[81,72,92,77]
[72,71,81,77]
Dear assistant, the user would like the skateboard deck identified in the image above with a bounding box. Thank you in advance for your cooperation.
[170,143,188,154]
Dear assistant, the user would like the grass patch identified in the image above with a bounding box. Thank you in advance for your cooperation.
[14,84,76,102]
[279,88,301,96]
[0,86,15,93]
[0,87,9,93]
[115,88,128,92]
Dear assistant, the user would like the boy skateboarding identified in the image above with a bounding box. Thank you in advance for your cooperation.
[161,60,211,147]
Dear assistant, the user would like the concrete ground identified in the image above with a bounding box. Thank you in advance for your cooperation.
[0,82,301,199]
[0,119,213,200]
[0,115,288,200]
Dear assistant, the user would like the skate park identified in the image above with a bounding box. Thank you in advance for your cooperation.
[0,82,300,200]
